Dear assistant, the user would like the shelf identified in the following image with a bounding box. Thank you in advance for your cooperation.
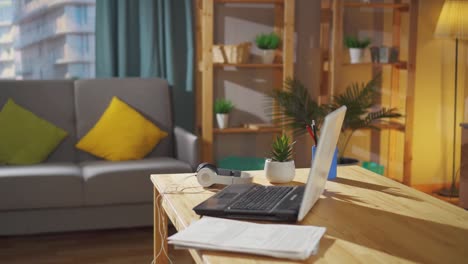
[214,126,282,134]
[199,0,295,162]
[342,61,408,69]
[378,123,405,132]
[214,63,283,68]
[360,122,405,132]
[215,0,284,4]
[344,2,409,11]
[325,0,418,186]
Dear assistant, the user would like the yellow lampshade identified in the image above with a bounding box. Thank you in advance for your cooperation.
[435,0,468,40]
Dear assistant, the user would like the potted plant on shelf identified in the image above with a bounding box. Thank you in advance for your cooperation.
[271,75,402,165]
[344,36,371,64]
[264,134,296,183]
[214,98,234,129]
[255,32,280,64]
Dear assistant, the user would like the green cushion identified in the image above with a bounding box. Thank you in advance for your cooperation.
[0,99,68,165]
[362,161,384,175]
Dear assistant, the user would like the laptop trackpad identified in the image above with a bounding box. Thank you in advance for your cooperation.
[218,192,238,199]
[194,184,255,211]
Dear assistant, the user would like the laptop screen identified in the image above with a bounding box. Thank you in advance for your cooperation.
[297,106,346,221]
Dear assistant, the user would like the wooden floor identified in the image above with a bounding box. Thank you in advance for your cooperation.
[0,227,194,264]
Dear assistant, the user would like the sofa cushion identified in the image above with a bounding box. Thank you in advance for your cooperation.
[0,163,83,210]
[76,96,168,161]
[0,80,77,163]
[81,157,192,206]
[0,99,68,165]
[74,78,174,162]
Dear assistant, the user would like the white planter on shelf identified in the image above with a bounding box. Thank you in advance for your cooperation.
[216,113,229,129]
[349,48,365,64]
[264,159,295,183]
[260,50,275,64]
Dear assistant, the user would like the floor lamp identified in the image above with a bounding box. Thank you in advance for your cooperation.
[434,0,468,197]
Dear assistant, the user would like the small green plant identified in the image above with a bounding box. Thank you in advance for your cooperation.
[270,134,295,162]
[214,99,234,114]
[344,36,371,49]
[255,32,281,50]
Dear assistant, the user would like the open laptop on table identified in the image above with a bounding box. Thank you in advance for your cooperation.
[193,106,347,222]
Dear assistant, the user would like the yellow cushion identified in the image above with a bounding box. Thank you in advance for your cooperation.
[76,97,168,161]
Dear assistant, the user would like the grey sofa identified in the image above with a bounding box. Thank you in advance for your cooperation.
[0,78,198,235]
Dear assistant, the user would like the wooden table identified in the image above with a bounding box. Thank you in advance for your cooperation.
[151,166,468,264]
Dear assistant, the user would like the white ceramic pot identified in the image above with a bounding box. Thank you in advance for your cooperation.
[264,159,295,183]
[349,48,365,64]
[260,50,275,64]
[216,113,229,129]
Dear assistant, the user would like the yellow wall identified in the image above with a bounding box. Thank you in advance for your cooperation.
[412,0,467,185]
[333,0,467,186]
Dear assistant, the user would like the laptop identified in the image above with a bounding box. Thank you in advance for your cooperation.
[193,106,347,222]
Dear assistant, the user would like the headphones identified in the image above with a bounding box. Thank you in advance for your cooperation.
[195,163,254,187]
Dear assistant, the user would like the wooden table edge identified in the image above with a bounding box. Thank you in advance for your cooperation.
[346,166,466,214]
[151,174,207,264]
[151,168,468,263]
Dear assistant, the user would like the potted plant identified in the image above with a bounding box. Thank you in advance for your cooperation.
[344,36,371,64]
[264,134,296,183]
[214,98,234,129]
[255,32,280,64]
[270,78,325,136]
[271,75,402,164]
[324,75,402,164]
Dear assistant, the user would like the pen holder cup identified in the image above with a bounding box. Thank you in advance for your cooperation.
[312,145,338,180]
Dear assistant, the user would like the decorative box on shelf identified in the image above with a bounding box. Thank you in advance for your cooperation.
[370,46,399,64]
[213,42,252,64]
[242,123,276,130]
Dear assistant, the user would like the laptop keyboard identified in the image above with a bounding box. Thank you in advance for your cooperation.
[228,186,294,211]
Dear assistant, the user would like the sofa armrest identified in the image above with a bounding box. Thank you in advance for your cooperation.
[174,126,199,170]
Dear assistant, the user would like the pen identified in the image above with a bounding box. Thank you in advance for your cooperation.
[312,120,318,145]
[306,124,316,143]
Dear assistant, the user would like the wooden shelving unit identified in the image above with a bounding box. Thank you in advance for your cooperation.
[343,2,409,10]
[363,122,406,132]
[322,0,418,185]
[198,0,295,163]
[214,127,283,134]
[342,61,408,69]
[215,0,284,3]
[213,63,283,68]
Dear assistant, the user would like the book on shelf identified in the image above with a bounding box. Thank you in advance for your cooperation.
[242,123,276,130]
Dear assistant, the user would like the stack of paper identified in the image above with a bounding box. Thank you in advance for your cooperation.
[168,217,326,260]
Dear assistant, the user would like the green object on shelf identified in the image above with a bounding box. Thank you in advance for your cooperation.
[362,161,384,175]
[218,156,266,171]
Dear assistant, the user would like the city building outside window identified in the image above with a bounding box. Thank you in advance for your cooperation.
[0,0,96,80]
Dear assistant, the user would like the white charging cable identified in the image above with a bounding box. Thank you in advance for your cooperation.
[153,174,219,263]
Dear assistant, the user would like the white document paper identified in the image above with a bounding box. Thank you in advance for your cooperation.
[168,217,326,260]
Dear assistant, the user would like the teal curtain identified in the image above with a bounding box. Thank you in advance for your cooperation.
[96,0,195,131]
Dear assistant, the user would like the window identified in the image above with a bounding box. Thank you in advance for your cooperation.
[75,6,88,25]
[0,0,96,80]
[0,5,12,23]
[81,35,89,55]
